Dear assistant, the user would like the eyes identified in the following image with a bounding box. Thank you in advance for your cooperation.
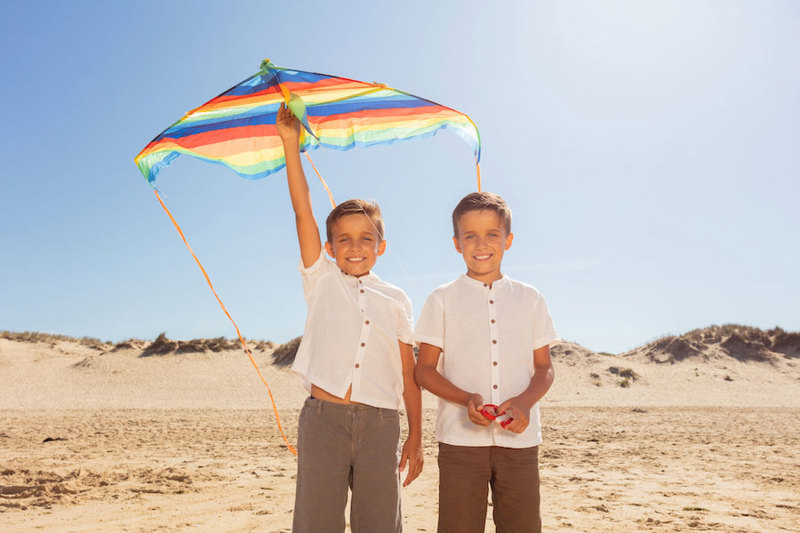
[464,232,501,240]
[337,235,375,245]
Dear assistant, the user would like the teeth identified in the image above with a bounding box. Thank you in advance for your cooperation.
[347,257,365,262]
[474,254,491,260]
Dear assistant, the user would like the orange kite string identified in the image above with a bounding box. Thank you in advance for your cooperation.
[153,189,297,455]
[304,152,336,208]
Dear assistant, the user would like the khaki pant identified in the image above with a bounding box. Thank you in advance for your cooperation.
[293,397,402,533]
[437,443,541,533]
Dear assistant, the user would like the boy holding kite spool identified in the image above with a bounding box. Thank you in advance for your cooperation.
[276,103,423,533]
[414,192,557,533]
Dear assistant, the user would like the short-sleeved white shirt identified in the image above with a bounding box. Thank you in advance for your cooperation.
[291,251,413,410]
[415,274,558,448]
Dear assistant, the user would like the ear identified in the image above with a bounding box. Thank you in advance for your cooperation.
[324,241,335,259]
[504,232,514,251]
[453,236,462,253]
[377,239,387,256]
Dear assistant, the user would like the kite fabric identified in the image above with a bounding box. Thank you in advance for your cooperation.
[135,60,481,185]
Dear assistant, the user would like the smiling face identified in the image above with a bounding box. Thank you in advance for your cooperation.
[325,213,386,277]
[453,209,513,284]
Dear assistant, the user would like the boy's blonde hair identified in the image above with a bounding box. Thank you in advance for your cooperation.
[452,192,512,237]
[326,199,385,243]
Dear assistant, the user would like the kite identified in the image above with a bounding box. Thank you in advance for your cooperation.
[134,60,482,455]
[135,59,482,190]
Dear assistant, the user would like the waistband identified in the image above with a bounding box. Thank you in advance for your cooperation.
[305,395,398,415]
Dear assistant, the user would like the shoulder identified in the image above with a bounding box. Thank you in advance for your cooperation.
[499,277,551,311]
[503,276,545,298]
[428,277,462,296]
[300,250,337,278]
[420,277,462,305]
[372,277,412,308]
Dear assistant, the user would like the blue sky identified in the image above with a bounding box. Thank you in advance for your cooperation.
[1,1,797,353]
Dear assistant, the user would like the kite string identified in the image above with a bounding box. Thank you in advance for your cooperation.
[153,189,297,456]
[304,152,336,208]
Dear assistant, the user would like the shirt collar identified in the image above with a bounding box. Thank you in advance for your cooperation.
[340,269,380,285]
[458,273,508,289]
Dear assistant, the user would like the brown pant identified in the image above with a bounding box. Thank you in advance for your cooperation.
[293,397,402,533]
[437,443,540,533]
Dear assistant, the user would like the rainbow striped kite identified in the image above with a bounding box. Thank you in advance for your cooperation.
[135,60,481,185]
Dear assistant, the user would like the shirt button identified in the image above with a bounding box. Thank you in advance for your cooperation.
[365,320,370,325]
[492,339,497,344]
[360,342,365,347]
[489,300,494,304]
[493,361,498,366]
[360,289,365,293]
[493,385,498,389]
[491,319,496,324]
[483,283,488,287]
[355,363,360,368]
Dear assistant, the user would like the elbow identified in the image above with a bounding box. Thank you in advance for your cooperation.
[414,366,428,389]
[535,363,555,386]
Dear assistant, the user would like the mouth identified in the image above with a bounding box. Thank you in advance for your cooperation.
[473,254,492,261]
[346,257,366,264]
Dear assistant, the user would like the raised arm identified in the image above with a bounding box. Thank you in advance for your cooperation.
[276,103,321,267]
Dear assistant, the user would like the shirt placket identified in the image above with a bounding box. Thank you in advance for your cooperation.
[352,278,370,393]
[486,283,500,406]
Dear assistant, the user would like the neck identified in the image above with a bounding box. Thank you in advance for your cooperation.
[466,271,503,287]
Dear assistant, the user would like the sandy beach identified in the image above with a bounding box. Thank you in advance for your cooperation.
[1,327,799,532]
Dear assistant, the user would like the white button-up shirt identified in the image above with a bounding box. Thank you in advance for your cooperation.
[292,251,413,410]
[415,274,558,448]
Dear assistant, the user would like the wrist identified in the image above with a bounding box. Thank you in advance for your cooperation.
[281,139,300,151]
[405,430,422,441]
[516,392,537,411]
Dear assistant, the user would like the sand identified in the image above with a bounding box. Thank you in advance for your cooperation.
[1,331,799,532]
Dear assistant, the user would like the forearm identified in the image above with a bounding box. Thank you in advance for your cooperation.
[415,365,473,407]
[402,379,422,438]
[516,364,554,410]
[280,134,320,266]
[283,142,312,217]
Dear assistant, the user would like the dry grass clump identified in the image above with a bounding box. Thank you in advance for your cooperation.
[140,333,180,356]
[271,336,302,367]
[253,340,275,352]
[137,333,274,357]
[608,366,638,387]
[112,339,148,351]
[642,336,705,363]
[634,324,799,363]
[1,331,108,350]
[139,333,271,357]
[174,336,239,354]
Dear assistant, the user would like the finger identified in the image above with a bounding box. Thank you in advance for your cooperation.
[507,420,526,433]
[403,459,423,487]
[405,467,421,486]
[399,449,409,472]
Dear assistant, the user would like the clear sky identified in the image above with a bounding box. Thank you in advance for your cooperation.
[1,1,797,353]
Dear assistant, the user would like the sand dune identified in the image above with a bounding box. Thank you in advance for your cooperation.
[1,327,799,532]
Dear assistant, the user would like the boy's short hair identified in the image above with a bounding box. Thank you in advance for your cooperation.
[326,199,385,243]
[452,192,512,237]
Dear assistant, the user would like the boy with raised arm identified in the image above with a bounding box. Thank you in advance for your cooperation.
[414,192,557,533]
[276,103,423,533]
